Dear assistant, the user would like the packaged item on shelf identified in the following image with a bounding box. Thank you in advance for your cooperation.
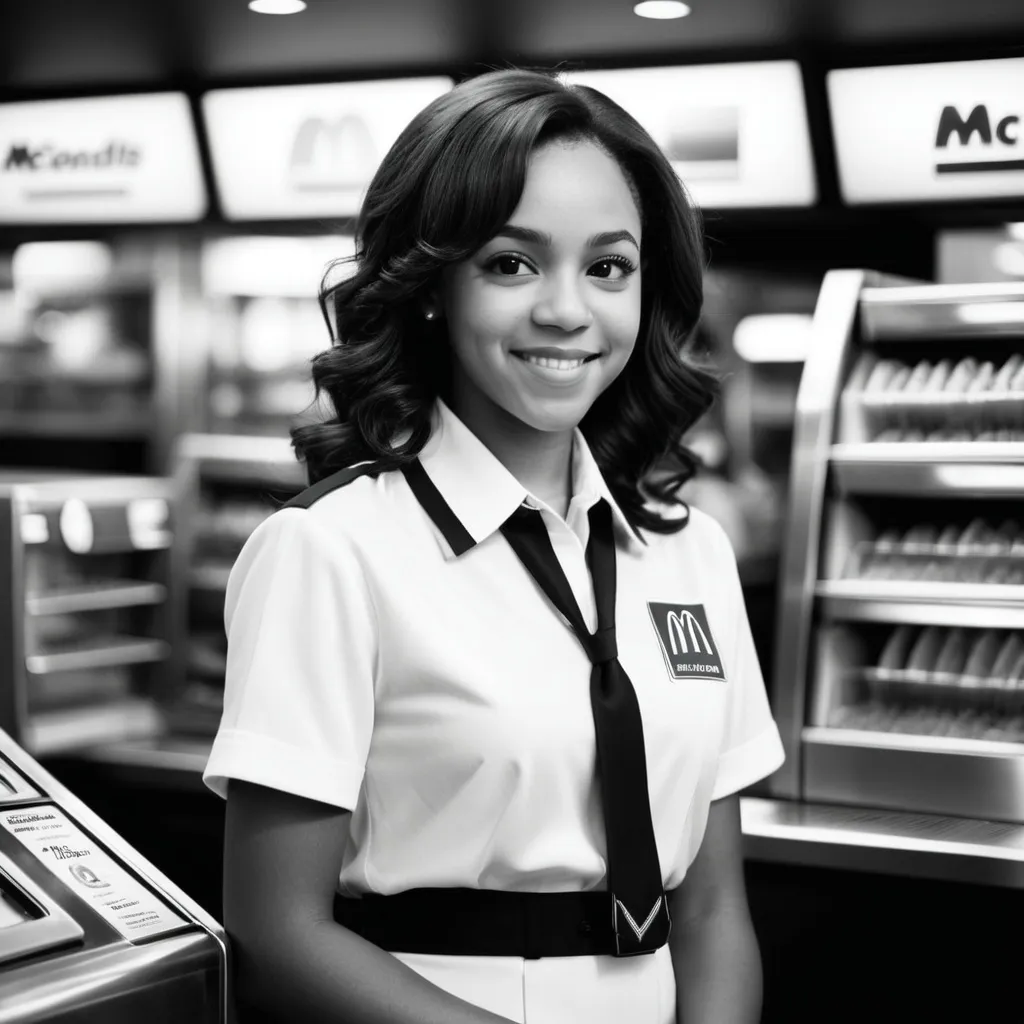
[864,359,901,392]
[933,628,971,682]
[878,624,916,673]
[901,524,938,551]
[991,354,1023,391]
[1008,647,1024,683]
[886,365,913,392]
[860,528,902,578]
[966,361,996,393]
[992,635,1024,686]
[925,360,952,391]
[985,562,1019,585]
[990,519,1017,550]
[894,524,936,580]
[957,518,989,553]
[959,629,1005,696]
[943,357,978,393]
[905,626,944,676]
[904,361,932,392]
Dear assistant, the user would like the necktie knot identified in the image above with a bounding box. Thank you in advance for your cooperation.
[585,627,618,665]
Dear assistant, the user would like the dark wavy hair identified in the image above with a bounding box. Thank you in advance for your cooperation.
[291,67,718,534]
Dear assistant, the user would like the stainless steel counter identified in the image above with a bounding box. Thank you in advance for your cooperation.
[741,796,1024,889]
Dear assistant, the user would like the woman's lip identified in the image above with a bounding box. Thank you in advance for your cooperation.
[510,351,600,362]
[512,352,597,388]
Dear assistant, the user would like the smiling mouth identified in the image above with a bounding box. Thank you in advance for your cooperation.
[511,352,600,370]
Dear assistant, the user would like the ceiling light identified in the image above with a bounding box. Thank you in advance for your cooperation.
[248,0,307,14]
[634,1,691,19]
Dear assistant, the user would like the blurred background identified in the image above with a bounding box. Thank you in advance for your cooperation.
[2,2,1024,1021]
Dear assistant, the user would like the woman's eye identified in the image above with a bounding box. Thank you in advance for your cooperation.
[488,255,533,277]
[589,257,635,281]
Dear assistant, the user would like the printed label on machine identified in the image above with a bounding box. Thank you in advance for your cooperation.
[0,806,187,941]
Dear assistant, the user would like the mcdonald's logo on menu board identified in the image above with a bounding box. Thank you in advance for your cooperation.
[202,78,453,221]
[289,115,379,193]
[0,93,206,224]
[828,57,1024,203]
[934,104,1022,174]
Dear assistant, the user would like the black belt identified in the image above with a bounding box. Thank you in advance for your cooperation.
[333,886,678,959]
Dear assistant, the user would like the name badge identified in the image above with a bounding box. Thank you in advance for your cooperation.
[647,603,726,682]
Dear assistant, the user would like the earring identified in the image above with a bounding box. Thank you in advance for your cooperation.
[424,310,436,321]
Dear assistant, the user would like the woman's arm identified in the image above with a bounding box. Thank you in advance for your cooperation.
[667,794,763,1024]
[224,779,516,1024]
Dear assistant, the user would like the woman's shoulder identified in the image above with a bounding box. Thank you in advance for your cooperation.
[239,461,400,565]
[639,501,739,568]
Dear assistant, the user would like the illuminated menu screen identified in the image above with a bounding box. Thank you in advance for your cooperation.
[202,77,454,220]
[0,93,207,224]
[562,62,817,208]
[828,57,1024,204]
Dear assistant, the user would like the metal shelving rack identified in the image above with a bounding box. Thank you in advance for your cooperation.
[0,472,176,758]
[136,433,308,782]
[771,271,1024,823]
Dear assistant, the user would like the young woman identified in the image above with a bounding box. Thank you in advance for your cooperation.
[204,68,785,1024]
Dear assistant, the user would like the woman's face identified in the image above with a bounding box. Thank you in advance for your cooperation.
[440,138,643,437]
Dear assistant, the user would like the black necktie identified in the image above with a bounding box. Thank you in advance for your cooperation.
[499,499,671,956]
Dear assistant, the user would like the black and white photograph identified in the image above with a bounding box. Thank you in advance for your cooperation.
[1,1,1024,1021]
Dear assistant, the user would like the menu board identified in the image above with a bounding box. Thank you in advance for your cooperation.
[828,57,1024,204]
[0,93,207,224]
[561,62,817,208]
[202,77,454,220]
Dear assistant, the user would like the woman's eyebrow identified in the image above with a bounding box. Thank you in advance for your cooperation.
[495,225,640,251]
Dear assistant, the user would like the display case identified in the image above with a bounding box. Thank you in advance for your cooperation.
[0,238,206,476]
[0,473,175,758]
[773,272,1024,822]
[166,434,305,749]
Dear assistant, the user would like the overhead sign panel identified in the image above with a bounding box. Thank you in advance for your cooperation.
[202,77,454,220]
[0,93,206,224]
[562,62,817,208]
[828,58,1024,204]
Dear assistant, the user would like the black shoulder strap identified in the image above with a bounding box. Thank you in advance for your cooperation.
[280,461,388,511]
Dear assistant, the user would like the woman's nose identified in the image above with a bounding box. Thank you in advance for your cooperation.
[532,272,594,332]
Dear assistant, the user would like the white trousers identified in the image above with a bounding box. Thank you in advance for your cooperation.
[392,945,677,1023]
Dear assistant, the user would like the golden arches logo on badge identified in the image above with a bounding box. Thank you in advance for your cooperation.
[647,602,726,682]
[666,609,713,657]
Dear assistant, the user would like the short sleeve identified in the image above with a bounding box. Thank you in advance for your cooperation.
[202,507,377,810]
[708,522,785,801]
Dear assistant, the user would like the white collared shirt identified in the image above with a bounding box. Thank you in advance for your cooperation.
[203,398,784,895]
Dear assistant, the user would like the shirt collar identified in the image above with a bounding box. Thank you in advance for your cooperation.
[415,397,646,559]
